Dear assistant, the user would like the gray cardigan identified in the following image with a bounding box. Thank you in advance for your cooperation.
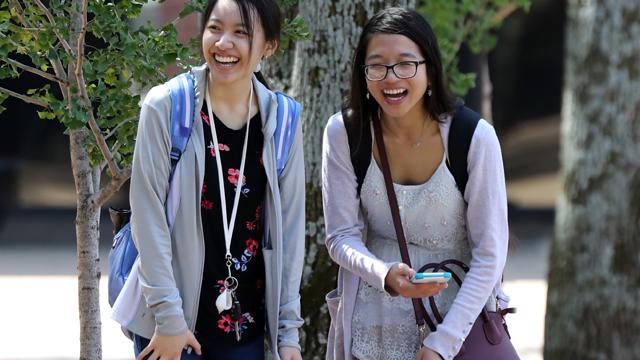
[122,64,305,356]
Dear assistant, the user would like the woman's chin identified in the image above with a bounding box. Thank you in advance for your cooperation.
[207,63,248,84]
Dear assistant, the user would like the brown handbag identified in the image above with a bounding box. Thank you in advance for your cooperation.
[372,114,519,360]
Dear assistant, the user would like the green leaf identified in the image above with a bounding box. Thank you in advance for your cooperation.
[0,91,8,114]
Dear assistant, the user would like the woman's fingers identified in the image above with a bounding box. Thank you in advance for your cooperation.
[186,332,202,356]
[402,281,447,298]
[136,345,153,360]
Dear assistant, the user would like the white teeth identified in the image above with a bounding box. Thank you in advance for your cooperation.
[214,55,239,63]
[383,88,406,95]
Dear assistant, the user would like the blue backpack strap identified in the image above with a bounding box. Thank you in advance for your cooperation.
[274,92,301,175]
[166,72,196,176]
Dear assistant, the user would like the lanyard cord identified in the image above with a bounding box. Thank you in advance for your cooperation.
[205,80,253,278]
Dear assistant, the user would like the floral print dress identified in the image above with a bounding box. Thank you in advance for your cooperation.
[195,102,267,350]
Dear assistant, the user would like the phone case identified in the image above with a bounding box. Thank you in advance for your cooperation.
[411,273,451,284]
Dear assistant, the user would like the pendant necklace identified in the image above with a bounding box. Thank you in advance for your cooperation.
[206,78,253,342]
[411,118,427,148]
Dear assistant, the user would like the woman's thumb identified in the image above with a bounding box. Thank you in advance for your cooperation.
[397,263,415,277]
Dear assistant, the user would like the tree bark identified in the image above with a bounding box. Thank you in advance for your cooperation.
[70,128,103,360]
[68,1,102,358]
[290,1,414,357]
[544,0,640,359]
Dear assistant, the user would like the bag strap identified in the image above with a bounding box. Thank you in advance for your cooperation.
[274,92,301,176]
[163,72,196,228]
[417,260,470,324]
[166,72,196,179]
[371,112,436,333]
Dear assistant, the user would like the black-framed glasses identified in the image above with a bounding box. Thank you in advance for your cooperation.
[363,60,426,81]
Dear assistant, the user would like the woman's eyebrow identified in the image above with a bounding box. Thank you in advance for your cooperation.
[366,52,419,61]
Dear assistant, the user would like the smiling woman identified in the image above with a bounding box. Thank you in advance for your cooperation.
[119,1,306,359]
[322,7,512,360]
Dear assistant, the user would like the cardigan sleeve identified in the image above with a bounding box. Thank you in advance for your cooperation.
[423,119,509,359]
[130,85,189,336]
[322,112,397,293]
[275,107,306,350]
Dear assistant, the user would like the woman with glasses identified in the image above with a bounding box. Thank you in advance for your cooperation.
[321,7,510,360]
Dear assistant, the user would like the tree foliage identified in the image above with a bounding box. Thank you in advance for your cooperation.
[0,0,307,174]
[417,0,530,96]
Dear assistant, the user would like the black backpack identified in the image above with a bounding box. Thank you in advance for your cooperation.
[343,105,481,197]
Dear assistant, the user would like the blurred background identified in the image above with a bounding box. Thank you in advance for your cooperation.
[1,0,562,359]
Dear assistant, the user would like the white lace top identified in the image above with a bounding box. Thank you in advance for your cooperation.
[351,156,471,360]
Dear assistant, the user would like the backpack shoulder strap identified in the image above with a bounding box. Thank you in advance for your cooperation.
[446,105,481,196]
[342,108,372,197]
[165,72,196,175]
[274,92,301,176]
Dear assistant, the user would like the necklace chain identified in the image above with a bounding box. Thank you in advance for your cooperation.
[381,116,429,149]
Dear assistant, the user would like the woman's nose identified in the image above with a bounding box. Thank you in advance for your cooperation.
[215,33,233,50]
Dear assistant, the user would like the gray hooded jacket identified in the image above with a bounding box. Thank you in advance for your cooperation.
[125,64,305,356]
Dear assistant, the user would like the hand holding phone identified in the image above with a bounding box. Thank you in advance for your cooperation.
[410,272,451,284]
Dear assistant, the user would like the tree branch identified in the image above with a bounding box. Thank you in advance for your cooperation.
[31,0,75,56]
[492,4,518,24]
[75,0,88,76]
[51,57,70,100]
[95,167,131,207]
[70,0,119,177]
[0,86,49,108]
[2,58,68,85]
[0,32,23,49]
[104,118,135,140]
[84,103,120,177]
[110,140,122,157]
[10,0,33,28]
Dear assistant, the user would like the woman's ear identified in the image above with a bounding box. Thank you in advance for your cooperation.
[263,40,278,59]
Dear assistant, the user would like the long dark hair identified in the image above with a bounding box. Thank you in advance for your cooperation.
[200,0,281,88]
[345,7,456,153]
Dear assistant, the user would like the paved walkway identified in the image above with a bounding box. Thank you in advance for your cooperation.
[0,208,551,359]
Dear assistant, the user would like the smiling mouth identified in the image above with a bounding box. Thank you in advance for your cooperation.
[382,88,408,101]
[214,54,239,65]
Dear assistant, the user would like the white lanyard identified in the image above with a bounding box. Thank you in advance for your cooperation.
[205,81,253,280]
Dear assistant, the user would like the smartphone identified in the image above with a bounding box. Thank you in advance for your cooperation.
[411,272,451,284]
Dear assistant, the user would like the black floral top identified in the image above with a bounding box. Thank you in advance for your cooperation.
[195,101,266,348]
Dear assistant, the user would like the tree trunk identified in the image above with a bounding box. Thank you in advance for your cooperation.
[544,0,640,359]
[68,1,102,357]
[70,128,103,360]
[479,53,493,123]
[291,1,414,357]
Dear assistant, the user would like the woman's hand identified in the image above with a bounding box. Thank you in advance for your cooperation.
[136,330,201,360]
[279,346,302,360]
[384,263,447,298]
[415,346,443,360]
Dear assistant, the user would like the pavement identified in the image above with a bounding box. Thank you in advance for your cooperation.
[0,206,552,360]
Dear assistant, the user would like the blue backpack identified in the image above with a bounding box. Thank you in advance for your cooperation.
[108,72,301,306]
